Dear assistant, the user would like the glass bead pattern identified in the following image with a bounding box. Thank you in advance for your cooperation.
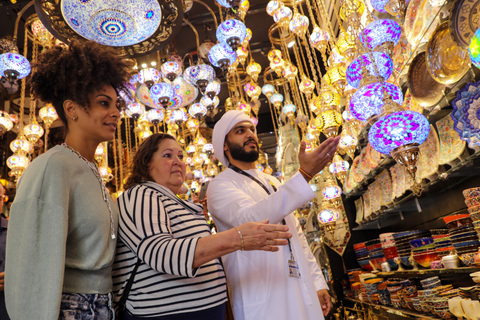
[61,0,161,46]
[149,82,174,102]
[266,0,284,15]
[189,102,207,118]
[346,52,393,88]
[160,61,182,78]
[273,6,292,24]
[318,208,339,223]
[469,28,480,69]
[208,43,237,68]
[451,80,480,147]
[216,19,247,46]
[0,53,31,79]
[200,95,219,108]
[146,109,164,123]
[368,111,430,155]
[361,19,402,50]
[205,79,221,95]
[289,13,309,36]
[270,93,284,105]
[184,64,215,84]
[125,102,146,117]
[282,103,296,114]
[137,68,161,84]
[262,84,276,97]
[350,82,403,122]
[329,160,350,174]
[370,0,389,13]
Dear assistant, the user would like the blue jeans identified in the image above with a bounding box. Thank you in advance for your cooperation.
[59,293,114,320]
[123,302,226,320]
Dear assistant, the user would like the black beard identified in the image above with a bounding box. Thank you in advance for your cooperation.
[227,138,259,163]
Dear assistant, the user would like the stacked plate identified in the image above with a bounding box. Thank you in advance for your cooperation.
[410,237,439,268]
[464,187,480,248]
[443,214,478,264]
[431,229,453,258]
[354,242,372,271]
[393,230,431,268]
[366,238,386,270]
[380,232,399,270]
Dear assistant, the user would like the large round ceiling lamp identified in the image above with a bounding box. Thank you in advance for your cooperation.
[216,19,247,51]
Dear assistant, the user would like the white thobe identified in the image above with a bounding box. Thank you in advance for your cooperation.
[207,168,328,320]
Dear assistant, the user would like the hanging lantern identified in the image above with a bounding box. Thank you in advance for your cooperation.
[238,0,250,19]
[0,110,14,136]
[273,6,293,28]
[244,82,262,101]
[361,19,402,57]
[329,154,350,184]
[208,43,237,73]
[125,102,146,120]
[325,64,347,93]
[339,0,365,21]
[138,128,153,140]
[313,115,325,132]
[215,0,241,10]
[145,109,164,125]
[269,56,285,77]
[194,135,207,147]
[241,28,253,47]
[262,84,276,98]
[200,95,220,112]
[346,52,394,89]
[246,60,262,82]
[186,144,197,154]
[384,0,406,19]
[189,102,208,119]
[282,62,298,83]
[150,82,175,108]
[237,102,251,116]
[99,166,114,183]
[322,177,343,208]
[266,0,284,15]
[10,135,33,155]
[309,26,330,52]
[268,48,282,61]
[171,108,188,126]
[299,75,315,96]
[336,31,356,61]
[269,93,284,110]
[289,12,309,37]
[249,100,261,115]
[137,68,161,89]
[186,118,199,134]
[205,78,221,99]
[319,109,342,138]
[309,95,322,115]
[7,153,30,180]
[0,52,31,83]
[318,86,342,110]
[317,203,340,237]
[216,19,247,51]
[160,61,182,82]
[24,123,44,143]
[31,18,55,47]
[339,134,358,159]
[282,103,296,122]
[184,64,215,93]
[203,143,214,155]
[94,144,106,163]
[236,46,248,65]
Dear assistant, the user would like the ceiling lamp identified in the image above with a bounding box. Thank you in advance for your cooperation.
[189,102,208,119]
[150,82,175,108]
[289,12,309,37]
[329,154,350,184]
[361,19,402,57]
[216,0,241,9]
[238,0,250,19]
[186,144,197,154]
[7,154,30,181]
[171,75,198,108]
[24,122,45,144]
[138,67,161,89]
[205,78,221,99]
[172,108,188,126]
[237,102,252,116]
[241,28,253,47]
[299,76,315,97]
[350,82,403,124]
[318,86,341,110]
[317,203,340,236]
[216,19,247,51]
[370,0,389,12]
[339,0,364,20]
[384,0,406,19]
[339,134,358,159]
[0,110,14,136]
[282,62,298,83]
[246,60,262,82]
[262,84,276,99]
[309,26,330,52]
[236,46,248,65]
[0,52,31,83]
[186,118,199,134]
[60,0,161,46]
[325,63,347,93]
[208,43,237,72]
[31,18,55,47]
[336,31,356,61]
[10,135,33,155]
[273,6,293,28]
[322,176,343,208]
[125,102,146,120]
[469,28,480,68]
[346,52,393,89]
[266,0,284,16]
[244,82,262,101]
[200,95,220,112]
[94,144,106,163]
[145,109,164,126]
[203,143,214,155]
[160,61,182,82]
[319,109,343,138]
[195,134,207,147]
[269,93,284,110]
[309,96,322,115]
[99,166,114,183]
[282,103,296,122]
[184,64,215,94]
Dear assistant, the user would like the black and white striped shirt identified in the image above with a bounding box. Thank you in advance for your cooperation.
[112,182,227,317]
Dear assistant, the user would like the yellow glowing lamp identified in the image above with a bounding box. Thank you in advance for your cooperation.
[95,144,106,163]
[186,118,199,134]
[241,28,253,47]
[336,31,356,61]
[313,115,325,132]
[10,135,33,155]
[339,0,365,20]
[282,62,298,83]
[309,95,322,115]
[24,123,44,143]
[194,135,207,147]
[246,60,262,82]
[268,49,282,62]
[299,75,315,96]
[7,153,30,180]
[319,86,341,110]
[282,103,296,123]
[236,45,248,65]
[244,82,262,101]
[186,144,197,154]
[325,64,347,94]
[270,56,285,76]
[320,109,343,138]
[0,111,13,136]
[237,102,252,116]
[39,105,58,127]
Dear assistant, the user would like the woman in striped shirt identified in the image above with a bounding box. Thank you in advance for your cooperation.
[113,133,292,320]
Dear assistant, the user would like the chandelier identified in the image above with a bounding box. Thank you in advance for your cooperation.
[0,52,31,83]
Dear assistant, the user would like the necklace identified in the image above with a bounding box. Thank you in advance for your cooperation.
[61,143,116,240]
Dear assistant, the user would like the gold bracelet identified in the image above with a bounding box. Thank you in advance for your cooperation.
[234,227,245,251]
[299,167,313,180]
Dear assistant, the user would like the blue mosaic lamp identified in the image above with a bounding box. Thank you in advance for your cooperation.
[360,19,401,57]
[149,82,174,108]
[346,52,393,88]
[171,108,188,125]
[184,64,215,93]
[0,52,31,83]
[205,78,221,99]
[318,207,339,224]
[125,102,146,120]
[216,19,247,51]
[208,43,237,72]
[269,93,284,110]
[370,0,389,13]
[138,68,161,89]
[189,102,207,119]
[282,103,296,122]
[160,61,182,82]
[215,0,241,10]
[60,0,161,47]
[350,82,403,123]
[262,84,276,98]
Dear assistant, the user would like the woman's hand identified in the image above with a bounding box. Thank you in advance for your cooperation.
[235,219,292,252]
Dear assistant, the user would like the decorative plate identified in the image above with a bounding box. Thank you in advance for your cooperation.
[404,0,442,46]
[402,88,423,113]
[376,169,394,206]
[449,0,480,48]
[357,148,370,180]
[363,190,372,219]
[408,52,446,107]
[355,197,364,224]
[365,143,383,170]
[392,27,411,78]
[351,156,364,183]
[369,180,382,213]
[451,80,480,148]
[416,125,440,183]
[436,113,466,165]
[390,163,406,198]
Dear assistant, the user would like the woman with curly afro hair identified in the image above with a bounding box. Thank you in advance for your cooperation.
[5,40,135,320]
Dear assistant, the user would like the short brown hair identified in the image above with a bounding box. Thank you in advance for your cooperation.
[123,133,176,190]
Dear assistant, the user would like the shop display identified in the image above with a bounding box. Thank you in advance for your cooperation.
[436,113,467,165]
[452,80,480,148]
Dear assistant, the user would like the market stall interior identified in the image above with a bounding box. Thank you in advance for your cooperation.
[2,0,480,318]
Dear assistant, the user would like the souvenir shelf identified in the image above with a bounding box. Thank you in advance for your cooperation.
[375,266,480,278]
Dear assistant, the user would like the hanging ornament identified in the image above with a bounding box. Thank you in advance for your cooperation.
[216,19,248,51]
[205,78,221,99]
[160,61,182,82]
[189,102,208,119]
[150,82,175,108]
[246,60,262,82]
[208,43,237,73]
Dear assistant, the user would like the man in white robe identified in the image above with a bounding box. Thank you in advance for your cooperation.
[207,110,339,320]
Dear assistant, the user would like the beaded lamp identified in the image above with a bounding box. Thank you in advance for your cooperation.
[269,56,285,77]
[282,62,298,83]
[171,108,188,126]
[200,95,220,112]
[216,19,247,51]
[244,82,262,101]
[329,154,350,184]
[266,0,284,16]
[189,102,208,119]
[186,118,199,134]
[269,93,284,110]
[160,61,182,82]
[289,12,309,37]
[325,64,347,93]
[236,45,248,65]
[24,123,44,143]
[138,68,161,89]
[0,52,31,83]
[336,31,356,61]
[346,52,393,88]
[150,82,174,108]
[339,134,358,159]
[184,64,215,93]
[319,109,343,138]
[241,28,253,47]
[31,18,55,47]
[360,19,402,57]
[317,205,340,235]
[309,96,322,115]
[0,110,14,135]
[60,0,161,46]
[7,153,30,180]
[262,84,276,98]
[205,78,221,99]
[10,135,33,155]
[125,102,146,120]
[309,26,330,52]
[322,176,343,208]
[237,102,252,116]
[203,143,214,155]
[282,103,296,122]
[145,109,164,125]
[469,28,480,69]
[208,43,237,72]
[246,60,262,82]
[318,86,341,110]
[273,6,293,28]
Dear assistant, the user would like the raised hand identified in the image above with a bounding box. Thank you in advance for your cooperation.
[298,137,340,180]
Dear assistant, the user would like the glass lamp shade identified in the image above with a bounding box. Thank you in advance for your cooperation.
[138,68,161,88]
[322,184,342,201]
[215,0,241,9]
[370,0,389,12]
[200,95,220,111]
[172,108,188,125]
[309,26,330,52]
[205,78,221,99]
[325,64,347,93]
[0,110,14,135]
[361,19,402,56]
[350,82,403,123]
[329,155,350,182]
[317,207,340,224]
[299,76,315,96]
[146,109,164,125]
[268,49,282,62]
[320,109,342,138]
[94,144,106,163]
[98,166,113,183]
[171,75,198,108]
[7,153,30,177]
[266,0,284,15]
[282,62,298,82]
[262,84,276,98]
[186,144,196,154]
[242,28,253,47]
[246,60,262,82]
[236,45,249,65]
[208,43,237,71]
[216,19,247,51]
[31,18,54,46]
[339,134,358,159]
[60,0,161,46]
[150,82,174,108]
[125,102,146,120]
[237,103,251,115]
[186,118,199,134]
[0,52,31,82]
[289,12,309,36]
[189,102,208,119]
[339,0,365,20]
[244,82,262,100]
[368,111,430,155]
[282,103,296,121]
[313,116,325,132]
[203,143,214,155]
[269,93,284,110]
[160,61,182,82]
[195,135,207,146]
[469,28,480,68]
[184,64,215,93]
[10,136,33,155]
[346,52,393,88]
[273,6,293,28]
[309,96,322,115]
[319,86,341,109]
[24,123,44,143]
[336,32,356,61]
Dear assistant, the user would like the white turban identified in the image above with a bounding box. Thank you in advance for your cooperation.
[212,110,253,167]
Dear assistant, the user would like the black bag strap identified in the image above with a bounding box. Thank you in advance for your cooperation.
[117,259,142,309]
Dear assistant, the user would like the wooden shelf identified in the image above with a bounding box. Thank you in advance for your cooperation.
[344,298,441,319]
[375,266,480,278]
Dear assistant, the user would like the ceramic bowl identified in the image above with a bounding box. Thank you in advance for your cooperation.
[463,187,480,199]
[453,240,479,248]
[446,216,473,229]
[421,276,440,286]
[459,252,479,266]
[443,214,470,224]
[431,228,450,235]
[357,258,373,271]
[410,237,434,248]
[468,205,480,214]
[414,251,440,268]
[465,195,480,207]
[430,260,443,269]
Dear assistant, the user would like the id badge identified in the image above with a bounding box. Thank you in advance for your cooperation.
[288,259,301,278]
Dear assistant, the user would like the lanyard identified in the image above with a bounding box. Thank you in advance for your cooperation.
[228,164,295,258]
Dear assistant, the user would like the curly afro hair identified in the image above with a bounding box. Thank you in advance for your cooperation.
[30,40,135,131]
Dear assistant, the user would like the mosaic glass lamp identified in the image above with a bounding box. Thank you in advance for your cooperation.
[282,62,298,83]
[186,118,199,134]
[319,109,343,138]
[171,108,188,126]
[322,176,343,208]
[216,19,247,51]
[289,12,309,37]
[205,78,221,99]
[318,205,339,223]
[282,103,296,122]
[350,82,403,123]
[184,64,215,93]
[200,95,220,112]
[208,43,237,72]
[24,123,44,143]
[299,75,315,96]
[138,67,161,89]
[339,134,358,159]
[360,19,401,57]
[146,109,164,125]
[7,153,30,180]
[125,102,146,120]
[270,93,284,110]
[246,60,262,82]
[370,0,389,12]
[60,0,161,46]
[244,82,262,101]
[309,26,330,52]
[469,28,480,69]
[262,84,276,98]
[266,0,284,15]
[346,52,393,88]
[329,154,350,184]
[186,144,197,154]
[325,63,347,93]
[160,61,182,82]
[189,102,207,119]
[10,135,33,155]
[236,45,248,65]
[0,110,14,135]
[150,82,174,108]
[273,6,293,28]
[0,52,31,83]
[216,0,241,9]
